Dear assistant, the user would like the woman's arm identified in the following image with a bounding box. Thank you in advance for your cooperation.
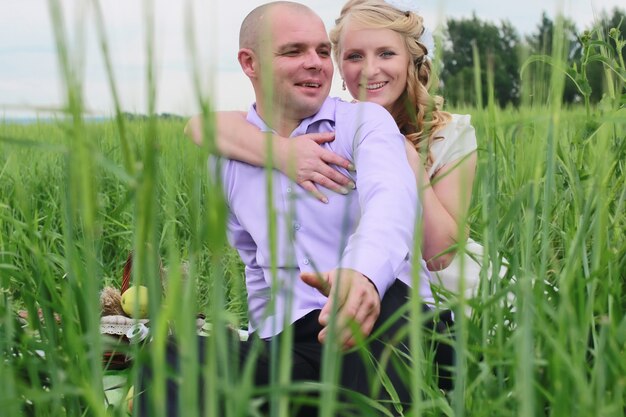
[405,141,477,271]
[185,111,284,164]
[185,112,355,202]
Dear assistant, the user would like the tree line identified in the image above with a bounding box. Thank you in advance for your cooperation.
[438,7,626,107]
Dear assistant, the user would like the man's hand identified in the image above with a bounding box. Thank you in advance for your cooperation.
[301,268,380,349]
[277,133,355,203]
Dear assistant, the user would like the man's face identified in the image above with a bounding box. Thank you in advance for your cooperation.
[259,7,333,123]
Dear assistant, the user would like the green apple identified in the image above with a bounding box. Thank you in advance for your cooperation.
[121,285,149,318]
[126,386,135,414]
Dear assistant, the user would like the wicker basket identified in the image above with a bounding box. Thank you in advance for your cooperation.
[100,252,207,369]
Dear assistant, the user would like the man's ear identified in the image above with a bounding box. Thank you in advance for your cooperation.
[238,48,257,79]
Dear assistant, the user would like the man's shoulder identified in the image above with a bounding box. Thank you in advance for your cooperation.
[333,97,387,115]
[332,98,396,128]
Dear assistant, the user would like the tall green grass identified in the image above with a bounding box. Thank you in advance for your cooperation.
[1,4,625,417]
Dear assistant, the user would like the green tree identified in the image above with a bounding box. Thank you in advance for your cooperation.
[522,9,625,105]
[441,14,521,107]
[523,12,581,104]
[585,7,626,104]
[599,7,626,55]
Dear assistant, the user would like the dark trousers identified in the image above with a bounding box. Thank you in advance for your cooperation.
[138,280,454,416]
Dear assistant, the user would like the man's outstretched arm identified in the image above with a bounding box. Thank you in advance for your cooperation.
[303,103,419,348]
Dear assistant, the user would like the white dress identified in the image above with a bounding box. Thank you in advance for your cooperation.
[425,114,507,303]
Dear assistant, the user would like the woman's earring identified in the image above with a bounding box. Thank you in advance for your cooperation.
[342,80,346,91]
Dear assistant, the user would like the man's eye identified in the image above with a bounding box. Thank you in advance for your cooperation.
[282,50,299,56]
[318,49,331,57]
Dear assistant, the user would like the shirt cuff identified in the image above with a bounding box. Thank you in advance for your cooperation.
[339,250,400,298]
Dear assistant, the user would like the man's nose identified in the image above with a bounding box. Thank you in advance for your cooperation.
[303,50,322,70]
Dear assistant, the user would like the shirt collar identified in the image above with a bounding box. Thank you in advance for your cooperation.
[245,97,337,137]
[245,103,271,132]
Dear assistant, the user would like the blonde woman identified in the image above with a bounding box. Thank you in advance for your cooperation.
[186,0,482,302]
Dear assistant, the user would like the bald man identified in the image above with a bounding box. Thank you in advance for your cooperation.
[139,2,447,416]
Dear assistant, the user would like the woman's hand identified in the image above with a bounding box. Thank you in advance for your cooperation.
[277,133,355,203]
[185,112,355,203]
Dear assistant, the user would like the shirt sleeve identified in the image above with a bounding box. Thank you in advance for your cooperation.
[208,155,258,256]
[338,103,418,297]
[428,114,478,177]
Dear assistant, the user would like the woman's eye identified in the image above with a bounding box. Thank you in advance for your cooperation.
[346,53,362,61]
[381,51,396,58]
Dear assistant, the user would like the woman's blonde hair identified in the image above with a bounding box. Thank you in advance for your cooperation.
[330,0,451,161]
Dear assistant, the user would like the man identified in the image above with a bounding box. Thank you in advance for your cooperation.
[230,0,423,345]
[140,2,435,415]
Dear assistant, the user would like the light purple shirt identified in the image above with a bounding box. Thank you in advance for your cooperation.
[214,97,432,338]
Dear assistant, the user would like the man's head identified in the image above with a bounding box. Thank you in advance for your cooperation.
[238,2,333,135]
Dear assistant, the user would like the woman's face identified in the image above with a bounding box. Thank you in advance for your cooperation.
[339,21,410,112]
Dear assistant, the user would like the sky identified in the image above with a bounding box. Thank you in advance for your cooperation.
[0,0,622,118]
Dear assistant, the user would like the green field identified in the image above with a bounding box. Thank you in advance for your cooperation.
[1,11,625,417]
[1,101,624,416]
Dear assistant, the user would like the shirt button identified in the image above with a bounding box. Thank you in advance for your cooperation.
[286,186,292,193]
[293,223,301,231]
[303,258,310,265]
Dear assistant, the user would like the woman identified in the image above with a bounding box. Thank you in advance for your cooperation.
[186,0,483,302]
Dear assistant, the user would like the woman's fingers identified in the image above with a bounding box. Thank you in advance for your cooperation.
[284,132,355,197]
[295,166,353,200]
[299,180,328,203]
[319,147,354,172]
[317,153,355,184]
[307,134,354,172]
[308,172,352,195]
[308,131,335,145]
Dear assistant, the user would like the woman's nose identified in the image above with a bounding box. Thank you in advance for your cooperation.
[363,58,379,77]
